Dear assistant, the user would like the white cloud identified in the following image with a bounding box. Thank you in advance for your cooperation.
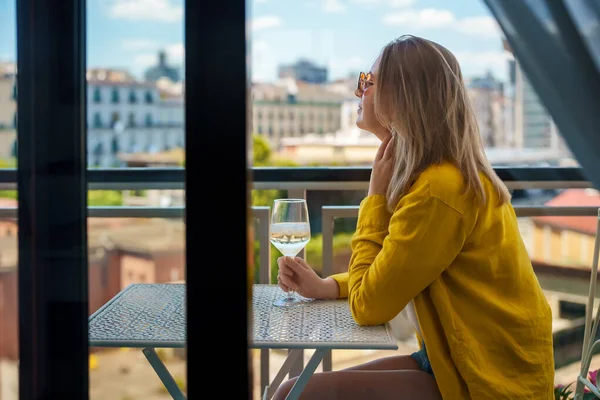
[454,16,500,38]
[382,8,454,28]
[382,8,501,38]
[121,39,160,51]
[323,0,346,13]
[251,40,276,82]
[352,0,415,7]
[454,50,508,78]
[255,0,269,3]
[389,0,415,6]
[107,0,182,23]
[250,16,283,32]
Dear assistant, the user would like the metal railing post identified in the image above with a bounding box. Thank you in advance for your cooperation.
[252,206,272,397]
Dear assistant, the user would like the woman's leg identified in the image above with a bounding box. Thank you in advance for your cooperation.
[341,354,421,371]
[271,369,441,400]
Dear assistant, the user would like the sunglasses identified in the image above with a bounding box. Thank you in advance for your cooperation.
[354,71,374,98]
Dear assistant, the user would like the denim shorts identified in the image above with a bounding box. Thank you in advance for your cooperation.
[410,345,435,377]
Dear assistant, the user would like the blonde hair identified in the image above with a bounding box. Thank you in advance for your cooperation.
[375,35,511,212]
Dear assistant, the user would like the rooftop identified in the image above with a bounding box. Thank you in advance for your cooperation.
[532,189,600,235]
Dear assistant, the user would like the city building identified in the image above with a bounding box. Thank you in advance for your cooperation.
[504,39,571,157]
[0,213,185,363]
[2,65,185,168]
[251,78,349,149]
[0,69,16,161]
[0,70,16,130]
[466,71,506,148]
[86,69,184,167]
[530,189,600,268]
[277,59,328,84]
[144,51,181,83]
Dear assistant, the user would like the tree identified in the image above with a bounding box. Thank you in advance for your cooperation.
[88,190,123,206]
[253,134,271,166]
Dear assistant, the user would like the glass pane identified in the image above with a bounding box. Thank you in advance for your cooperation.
[86,0,186,396]
[0,0,18,398]
[249,0,579,169]
[88,215,186,399]
[248,0,592,397]
[86,0,184,168]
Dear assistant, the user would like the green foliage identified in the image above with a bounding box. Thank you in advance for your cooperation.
[253,232,354,284]
[0,158,16,168]
[554,383,600,399]
[252,189,284,207]
[253,134,272,166]
[0,190,16,199]
[555,384,573,400]
[0,158,17,199]
[88,190,123,206]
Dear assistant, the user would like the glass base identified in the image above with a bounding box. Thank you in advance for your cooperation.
[274,295,304,307]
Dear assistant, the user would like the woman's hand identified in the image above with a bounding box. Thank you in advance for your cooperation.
[277,256,339,300]
[368,133,396,197]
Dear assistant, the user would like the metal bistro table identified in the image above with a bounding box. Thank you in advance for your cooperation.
[88,283,187,400]
[252,284,398,400]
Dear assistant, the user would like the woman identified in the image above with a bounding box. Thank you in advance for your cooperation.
[273,35,554,400]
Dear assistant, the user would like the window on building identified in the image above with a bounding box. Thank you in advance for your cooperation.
[94,112,103,128]
[111,88,120,104]
[111,137,119,154]
[129,90,137,104]
[93,87,101,103]
[145,91,154,104]
[94,142,103,156]
[145,113,153,127]
[128,112,136,127]
[110,112,120,129]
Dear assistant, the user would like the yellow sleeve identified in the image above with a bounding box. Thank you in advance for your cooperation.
[329,194,392,299]
[329,272,349,298]
[348,184,466,326]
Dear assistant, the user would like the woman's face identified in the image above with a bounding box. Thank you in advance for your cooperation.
[356,57,391,141]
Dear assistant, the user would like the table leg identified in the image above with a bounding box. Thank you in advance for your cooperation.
[142,348,187,400]
[263,349,303,400]
[285,349,326,400]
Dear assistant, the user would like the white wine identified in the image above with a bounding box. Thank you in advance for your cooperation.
[270,222,311,257]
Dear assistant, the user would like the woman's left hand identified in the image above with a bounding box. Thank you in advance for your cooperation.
[368,133,395,196]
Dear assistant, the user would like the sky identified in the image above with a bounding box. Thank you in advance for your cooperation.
[0,0,510,83]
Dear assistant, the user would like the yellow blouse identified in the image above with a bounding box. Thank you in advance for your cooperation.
[330,162,554,399]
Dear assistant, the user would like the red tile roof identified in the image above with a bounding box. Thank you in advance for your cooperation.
[532,189,600,235]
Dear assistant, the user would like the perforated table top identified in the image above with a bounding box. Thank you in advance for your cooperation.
[88,283,397,351]
[89,283,186,348]
[251,284,397,350]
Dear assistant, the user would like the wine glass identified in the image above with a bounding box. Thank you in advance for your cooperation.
[270,198,311,307]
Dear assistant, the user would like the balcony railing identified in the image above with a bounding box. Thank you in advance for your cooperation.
[0,165,595,395]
